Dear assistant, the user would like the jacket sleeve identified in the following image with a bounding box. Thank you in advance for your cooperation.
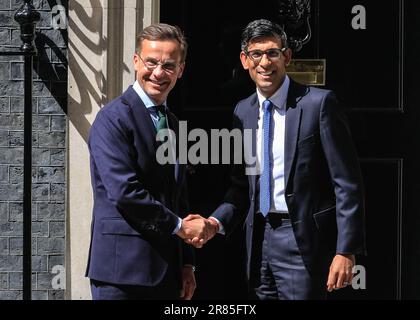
[211,104,250,235]
[319,92,366,255]
[89,110,179,237]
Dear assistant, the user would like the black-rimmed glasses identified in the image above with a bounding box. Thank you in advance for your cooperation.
[245,47,287,62]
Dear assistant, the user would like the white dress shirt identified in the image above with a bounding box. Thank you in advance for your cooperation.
[256,75,290,212]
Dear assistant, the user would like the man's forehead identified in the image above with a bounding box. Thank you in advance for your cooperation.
[141,39,180,48]
[247,36,283,48]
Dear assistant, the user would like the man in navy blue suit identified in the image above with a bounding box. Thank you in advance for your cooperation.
[86,23,214,300]
[193,19,366,299]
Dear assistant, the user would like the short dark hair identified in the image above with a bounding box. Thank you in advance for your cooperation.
[136,23,188,62]
[241,19,288,52]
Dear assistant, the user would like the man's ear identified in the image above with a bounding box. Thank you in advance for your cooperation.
[240,51,249,70]
[177,62,185,78]
[133,53,140,72]
[284,48,292,67]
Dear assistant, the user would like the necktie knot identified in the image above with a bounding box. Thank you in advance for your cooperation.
[154,105,166,119]
[152,105,167,132]
[262,100,273,113]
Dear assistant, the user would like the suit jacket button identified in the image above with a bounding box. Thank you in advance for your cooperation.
[286,193,294,198]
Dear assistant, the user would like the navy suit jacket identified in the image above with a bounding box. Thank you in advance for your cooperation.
[86,86,193,287]
[212,79,366,279]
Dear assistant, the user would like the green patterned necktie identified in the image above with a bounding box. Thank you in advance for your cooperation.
[154,105,174,177]
[155,105,167,131]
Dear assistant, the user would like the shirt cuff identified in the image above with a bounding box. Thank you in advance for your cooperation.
[209,217,225,235]
[172,217,183,234]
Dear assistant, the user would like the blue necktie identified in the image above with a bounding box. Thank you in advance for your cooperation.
[260,99,273,217]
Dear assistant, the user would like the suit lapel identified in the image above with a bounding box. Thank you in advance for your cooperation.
[121,86,173,187]
[121,86,158,153]
[121,87,182,211]
[243,94,259,195]
[284,80,307,189]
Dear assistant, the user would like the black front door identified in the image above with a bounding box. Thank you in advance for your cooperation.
[161,0,420,299]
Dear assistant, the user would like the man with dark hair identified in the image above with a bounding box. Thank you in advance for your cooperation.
[86,23,211,300]
[195,18,366,299]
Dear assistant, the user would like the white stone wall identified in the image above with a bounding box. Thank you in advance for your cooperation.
[67,0,159,300]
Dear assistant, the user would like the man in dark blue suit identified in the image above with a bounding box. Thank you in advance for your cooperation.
[86,23,213,300]
[196,19,366,299]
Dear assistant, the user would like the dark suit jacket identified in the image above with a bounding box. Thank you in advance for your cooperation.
[212,79,366,279]
[86,86,193,287]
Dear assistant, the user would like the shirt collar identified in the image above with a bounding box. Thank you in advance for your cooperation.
[256,75,290,111]
[132,80,167,109]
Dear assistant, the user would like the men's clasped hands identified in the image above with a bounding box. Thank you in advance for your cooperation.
[176,214,220,248]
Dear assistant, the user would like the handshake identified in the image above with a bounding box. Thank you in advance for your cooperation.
[176,214,220,248]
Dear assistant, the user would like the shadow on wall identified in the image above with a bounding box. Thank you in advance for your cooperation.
[66,0,132,143]
[35,33,67,112]
[67,0,104,143]
[31,0,70,113]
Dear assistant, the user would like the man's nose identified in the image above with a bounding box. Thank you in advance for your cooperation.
[259,53,271,66]
[152,65,166,77]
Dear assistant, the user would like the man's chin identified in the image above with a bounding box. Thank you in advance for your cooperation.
[256,78,275,85]
[258,83,275,92]
[145,88,166,99]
